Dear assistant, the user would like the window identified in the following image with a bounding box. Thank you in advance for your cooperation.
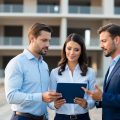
[4,0,23,12]
[37,0,60,13]
[4,26,23,45]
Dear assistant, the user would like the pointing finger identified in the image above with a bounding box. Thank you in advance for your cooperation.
[81,87,93,95]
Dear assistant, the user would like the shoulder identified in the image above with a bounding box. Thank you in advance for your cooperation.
[87,67,96,74]
[88,67,94,71]
[50,67,60,75]
[5,53,24,72]
[5,55,19,71]
[6,53,23,65]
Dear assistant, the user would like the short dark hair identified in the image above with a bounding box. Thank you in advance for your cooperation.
[97,23,120,39]
[28,23,53,38]
[58,33,88,76]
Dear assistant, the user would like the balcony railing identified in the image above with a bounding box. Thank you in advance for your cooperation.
[50,37,60,45]
[0,69,4,78]
[0,4,23,13]
[0,37,60,46]
[0,37,22,46]
[37,5,59,13]
[90,38,100,47]
[115,7,120,14]
[69,5,102,14]
[0,36,100,47]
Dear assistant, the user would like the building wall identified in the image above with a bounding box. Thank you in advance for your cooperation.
[0,0,120,83]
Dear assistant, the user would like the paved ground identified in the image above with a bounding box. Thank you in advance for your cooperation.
[0,83,102,120]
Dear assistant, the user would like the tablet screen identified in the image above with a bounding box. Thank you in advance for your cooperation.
[56,83,87,103]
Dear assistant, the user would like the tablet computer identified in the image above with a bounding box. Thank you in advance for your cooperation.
[56,83,87,103]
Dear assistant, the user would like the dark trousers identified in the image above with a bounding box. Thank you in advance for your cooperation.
[10,112,46,120]
[10,112,30,120]
[54,112,90,120]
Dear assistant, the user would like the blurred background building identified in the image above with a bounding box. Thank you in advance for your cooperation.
[0,0,120,84]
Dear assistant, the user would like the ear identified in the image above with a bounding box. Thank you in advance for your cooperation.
[114,36,120,46]
[29,34,35,43]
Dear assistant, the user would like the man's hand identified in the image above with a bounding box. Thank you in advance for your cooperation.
[54,98,66,109]
[42,91,62,103]
[81,85,102,101]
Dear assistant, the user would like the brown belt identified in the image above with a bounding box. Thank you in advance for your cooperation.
[15,112,44,120]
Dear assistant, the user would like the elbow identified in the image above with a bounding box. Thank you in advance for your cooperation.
[6,92,17,104]
[6,94,15,104]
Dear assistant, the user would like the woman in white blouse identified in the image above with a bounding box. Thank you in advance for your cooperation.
[50,33,96,120]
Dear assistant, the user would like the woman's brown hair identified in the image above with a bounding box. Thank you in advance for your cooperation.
[58,33,88,76]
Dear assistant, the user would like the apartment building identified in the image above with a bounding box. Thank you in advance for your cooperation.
[0,0,120,83]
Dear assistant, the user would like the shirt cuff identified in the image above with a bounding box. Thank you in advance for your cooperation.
[48,102,57,110]
[86,100,95,109]
[32,93,42,102]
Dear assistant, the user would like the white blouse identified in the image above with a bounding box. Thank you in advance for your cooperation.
[49,64,96,115]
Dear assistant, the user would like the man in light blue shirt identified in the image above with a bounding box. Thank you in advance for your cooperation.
[5,23,61,120]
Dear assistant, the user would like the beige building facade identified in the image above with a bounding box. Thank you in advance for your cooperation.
[0,0,120,84]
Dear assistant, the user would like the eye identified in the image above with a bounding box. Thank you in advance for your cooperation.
[41,39,49,42]
[74,48,79,51]
[101,39,106,43]
[67,47,71,50]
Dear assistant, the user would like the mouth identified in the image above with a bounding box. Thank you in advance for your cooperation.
[43,48,48,53]
[69,56,75,59]
[40,47,48,56]
[102,48,107,52]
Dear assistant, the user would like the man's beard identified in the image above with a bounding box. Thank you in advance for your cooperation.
[104,48,116,57]
[104,42,116,57]
[39,48,48,56]
[39,51,46,56]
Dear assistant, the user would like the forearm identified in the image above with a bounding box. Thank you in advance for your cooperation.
[6,91,42,104]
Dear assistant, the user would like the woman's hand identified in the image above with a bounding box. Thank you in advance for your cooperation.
[74,97,87,108]
[54,98,66,109]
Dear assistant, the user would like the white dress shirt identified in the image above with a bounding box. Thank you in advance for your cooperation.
[49,64,96,115]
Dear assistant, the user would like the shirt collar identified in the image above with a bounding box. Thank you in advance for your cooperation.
[112,54,120,64]
[23,49,43,61]
[110,54,120,67]
[65,64,80,71]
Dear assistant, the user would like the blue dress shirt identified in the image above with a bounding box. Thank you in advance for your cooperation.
[49,64,96,115]
[5,49,50,116]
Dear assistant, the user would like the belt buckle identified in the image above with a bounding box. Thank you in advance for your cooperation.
[70,115,77,120]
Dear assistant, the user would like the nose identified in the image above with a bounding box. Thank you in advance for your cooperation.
[46,41,50,47]
[100,42,103,48]
[70,50,74,54]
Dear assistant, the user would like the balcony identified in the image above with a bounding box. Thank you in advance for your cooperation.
[0,4,23,13]
[37,5,59,13]
[50,37,60,46]
[69,5,102,14]
[115,7,120,14]
[0,37,22,46]
[0,69,4,78]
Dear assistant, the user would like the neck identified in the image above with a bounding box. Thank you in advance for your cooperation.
[28,46,41,59]
[111,50,120,59]
[68,61,78,72]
